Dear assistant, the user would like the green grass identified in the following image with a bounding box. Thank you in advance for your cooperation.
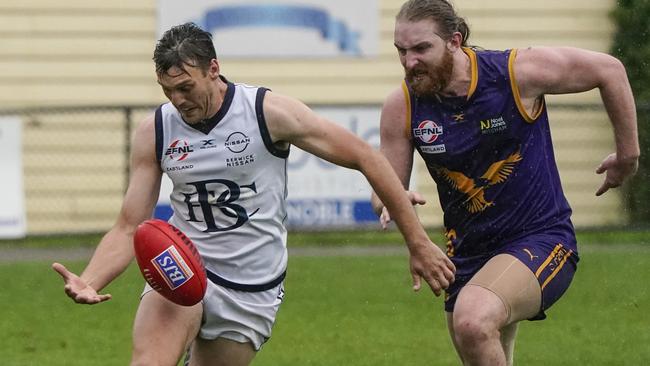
[2,243,649,365]
[0,233,104,249]
[0,230,414,249]
[575,228,650,245]
[0,261,140,366]
[2,227,648,249]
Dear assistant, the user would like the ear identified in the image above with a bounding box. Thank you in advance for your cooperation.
[208,58,220,80]
[447,31,463,52]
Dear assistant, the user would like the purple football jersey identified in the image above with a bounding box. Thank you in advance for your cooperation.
[405,48,576,263]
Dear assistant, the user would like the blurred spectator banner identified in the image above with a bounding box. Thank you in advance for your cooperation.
[158,0,378,57]
[0,117,26,238]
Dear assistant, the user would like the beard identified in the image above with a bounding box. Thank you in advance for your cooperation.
[406,50,454,98]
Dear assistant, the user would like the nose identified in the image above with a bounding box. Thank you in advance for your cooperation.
[169,90,185,107]
[403,51,420,70]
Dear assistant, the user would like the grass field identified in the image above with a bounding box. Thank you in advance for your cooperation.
[1,231,649,365]
[2,227,650,248]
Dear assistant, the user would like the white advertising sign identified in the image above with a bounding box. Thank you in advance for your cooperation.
[0,117,26,238]
[158,0,378,57]
[286,106,381,227]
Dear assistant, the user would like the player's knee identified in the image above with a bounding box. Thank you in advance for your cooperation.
[453,312,497,347]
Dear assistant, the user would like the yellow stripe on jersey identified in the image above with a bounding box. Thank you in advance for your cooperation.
[463,47,478,99]
[401,80,412,139]
[541,249,573,290]
[535,243,563,278]
[508,48,545,123]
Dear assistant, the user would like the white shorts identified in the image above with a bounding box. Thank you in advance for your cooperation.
[141,280,285,351]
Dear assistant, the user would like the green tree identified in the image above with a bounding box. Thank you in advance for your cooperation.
[611,0,650,223]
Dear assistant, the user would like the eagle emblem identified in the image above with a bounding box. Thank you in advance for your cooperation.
[433,152,522,213]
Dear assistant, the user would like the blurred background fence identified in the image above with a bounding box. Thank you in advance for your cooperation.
[0,105,154,234]
[0,102,636,235]
[1,0,646,236]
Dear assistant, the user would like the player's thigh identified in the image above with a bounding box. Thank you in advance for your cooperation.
[189,337,256,366]
[199,281,284,351]
[132,290,203,365]
[467,254,541,324]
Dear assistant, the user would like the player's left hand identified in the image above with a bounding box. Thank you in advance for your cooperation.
[595,153,638,196]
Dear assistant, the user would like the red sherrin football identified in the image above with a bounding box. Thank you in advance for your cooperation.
[133,219,207,306]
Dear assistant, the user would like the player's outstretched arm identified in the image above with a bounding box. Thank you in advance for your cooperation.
[514,47,640,195]
[52,115,162,304]
[263,91,455,296]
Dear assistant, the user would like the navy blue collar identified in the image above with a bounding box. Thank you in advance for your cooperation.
[185,75,235,135]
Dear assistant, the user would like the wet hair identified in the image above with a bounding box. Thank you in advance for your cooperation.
[153,22,217,76]
[396,0,471,47]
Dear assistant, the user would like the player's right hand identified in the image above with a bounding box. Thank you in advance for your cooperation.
[409,242,455,297]
[52,262,112,304]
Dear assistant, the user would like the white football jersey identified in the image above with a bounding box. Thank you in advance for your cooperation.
[155,79,289,288]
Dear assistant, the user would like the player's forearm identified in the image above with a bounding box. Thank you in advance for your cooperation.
[80,227,135,291]
[600,61,640,161]
[370,192,384,216]
[361,153,430,248]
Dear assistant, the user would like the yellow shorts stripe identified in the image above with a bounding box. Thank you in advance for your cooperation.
[541,249,573,290]
[535,243,563,278]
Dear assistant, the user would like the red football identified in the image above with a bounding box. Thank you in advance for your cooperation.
[133,219,207,306]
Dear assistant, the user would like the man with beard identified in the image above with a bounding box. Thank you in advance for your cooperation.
[371,0,639,365]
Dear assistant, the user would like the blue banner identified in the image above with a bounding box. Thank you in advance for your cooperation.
[201,5,361,54]
[155,200,376,228]
[286,199,376,227]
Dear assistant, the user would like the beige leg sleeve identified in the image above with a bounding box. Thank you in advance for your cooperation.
[467,254,542,324]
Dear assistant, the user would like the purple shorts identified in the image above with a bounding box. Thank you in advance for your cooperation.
[444,231,579,320]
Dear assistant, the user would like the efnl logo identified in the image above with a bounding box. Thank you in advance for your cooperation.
[151,246,194,290]
[165,139,194,161]
[413,120,443,143]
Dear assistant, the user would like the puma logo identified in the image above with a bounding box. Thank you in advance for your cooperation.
[523,248,538,261]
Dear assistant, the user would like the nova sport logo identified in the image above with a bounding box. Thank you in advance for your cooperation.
[165,139,194,161]
[413,120,443,143]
